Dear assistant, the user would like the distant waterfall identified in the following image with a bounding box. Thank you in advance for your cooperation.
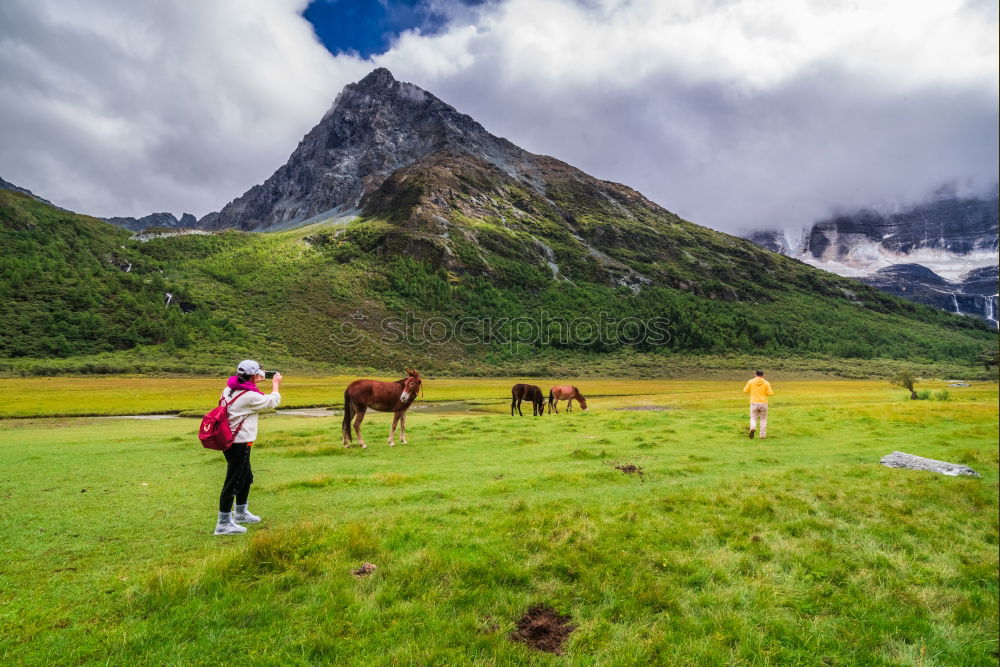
[985,294,998,327]
[951,293,961,314]
[164,292,173,306]
[534,239,560,278]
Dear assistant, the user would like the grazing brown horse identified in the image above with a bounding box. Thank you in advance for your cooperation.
[511,383,545,416]
[547,385,588,414]
[342,369,423,448]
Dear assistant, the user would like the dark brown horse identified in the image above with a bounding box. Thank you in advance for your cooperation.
[342,369,423,448]
[511,383,545,416]
[547,385,588,414]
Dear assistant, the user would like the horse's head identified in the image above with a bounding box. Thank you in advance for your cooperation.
[401,368,423,402]
[574,387,588,411]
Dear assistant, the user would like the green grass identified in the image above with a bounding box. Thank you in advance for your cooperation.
[1,380,997,663]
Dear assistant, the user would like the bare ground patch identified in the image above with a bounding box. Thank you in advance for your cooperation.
[352,562,376,577]
[612,461,645,481]
[510,604,575,654]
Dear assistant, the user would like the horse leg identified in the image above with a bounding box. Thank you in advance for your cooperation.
[567,398,572,412]
[511,396,516,416]
[389,412,399,447]
[517,397,523,416]
[400,411,408,444]
[353,407,368,449]
[342,396,354,447]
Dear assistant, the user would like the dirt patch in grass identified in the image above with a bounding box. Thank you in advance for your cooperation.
[352,562,377,577]
[510,604,575,654]
[613,461,645,481]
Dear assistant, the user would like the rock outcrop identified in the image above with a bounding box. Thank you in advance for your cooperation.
[880,451,980,477]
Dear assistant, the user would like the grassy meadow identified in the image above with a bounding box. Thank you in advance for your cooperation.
[1,377,997,664]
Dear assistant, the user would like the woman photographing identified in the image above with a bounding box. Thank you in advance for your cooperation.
[214,360,282,536]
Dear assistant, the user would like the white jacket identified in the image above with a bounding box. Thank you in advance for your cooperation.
[221,387,281,443]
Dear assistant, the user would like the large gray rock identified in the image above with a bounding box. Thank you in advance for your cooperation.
[880,451,980,477]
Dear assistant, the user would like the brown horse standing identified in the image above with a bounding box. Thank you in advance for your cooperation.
[511,384,545,416]
[547,385,588,414]
[342,369,423,448]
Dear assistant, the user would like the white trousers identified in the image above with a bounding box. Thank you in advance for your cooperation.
[749,403,768,437]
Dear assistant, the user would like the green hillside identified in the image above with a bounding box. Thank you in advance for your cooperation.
[0,191,229,358]
[0,185,993,377]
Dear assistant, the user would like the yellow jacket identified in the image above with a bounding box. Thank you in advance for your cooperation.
[743,377,773,403]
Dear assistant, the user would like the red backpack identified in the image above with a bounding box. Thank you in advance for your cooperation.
[199,390,249,450]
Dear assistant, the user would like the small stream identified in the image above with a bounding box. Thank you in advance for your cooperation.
[101,400,503,420]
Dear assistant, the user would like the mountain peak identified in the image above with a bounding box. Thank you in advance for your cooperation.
[357,67,396,89]
[204,68,530,230]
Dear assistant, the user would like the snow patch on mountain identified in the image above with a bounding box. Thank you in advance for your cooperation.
[797,243,997,282]
[743,188,999,327]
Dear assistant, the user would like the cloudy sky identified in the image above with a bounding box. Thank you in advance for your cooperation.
[0,0,996,234]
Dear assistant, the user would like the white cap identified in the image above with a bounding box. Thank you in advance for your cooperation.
[237,359,266,377]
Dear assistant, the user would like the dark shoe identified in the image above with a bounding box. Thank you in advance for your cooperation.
[748,428,755,439]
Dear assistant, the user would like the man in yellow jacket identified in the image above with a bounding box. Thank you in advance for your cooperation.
[743,370,774,439]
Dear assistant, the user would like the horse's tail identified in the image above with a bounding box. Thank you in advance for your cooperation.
[342,389,354,442]
[547,389,554,413]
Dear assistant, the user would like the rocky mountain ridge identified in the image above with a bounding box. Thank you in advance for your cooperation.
[90,66,995,328]
[198,68,542,232]
[102,211,199,232]
[0,176,59,208]
[179,68,701,294]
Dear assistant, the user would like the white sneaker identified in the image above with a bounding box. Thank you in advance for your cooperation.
[214,521,247,535]
[234,509,261,524]
[213,511,247,535]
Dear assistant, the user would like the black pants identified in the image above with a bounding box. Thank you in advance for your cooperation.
[219,442,253,512]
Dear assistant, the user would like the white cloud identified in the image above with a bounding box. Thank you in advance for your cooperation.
[0,0,996,231]
[379,0,998,231]
[0,0,366,217]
